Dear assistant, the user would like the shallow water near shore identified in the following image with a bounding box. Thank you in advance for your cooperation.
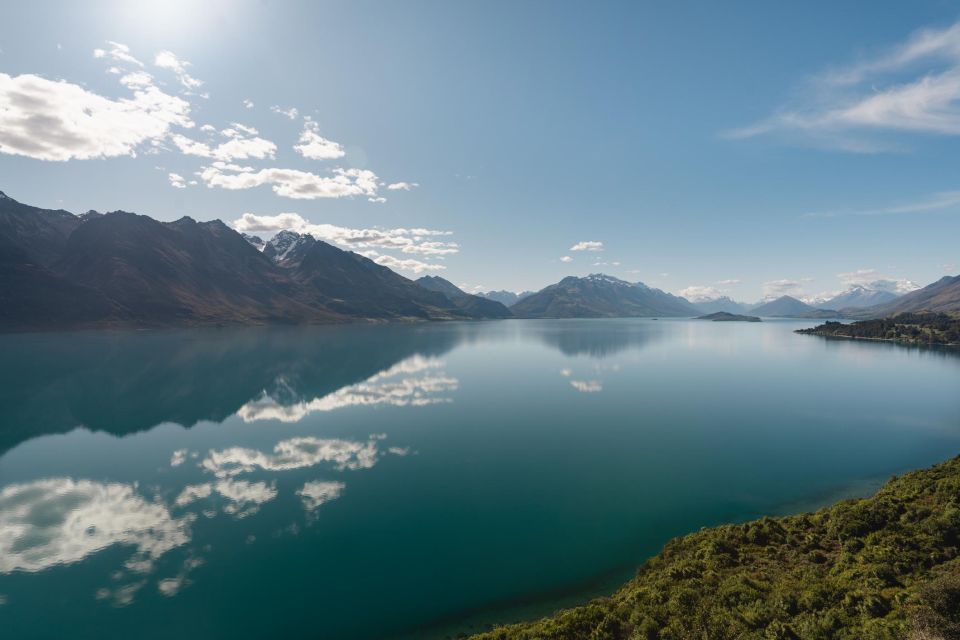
[1,318,959,639]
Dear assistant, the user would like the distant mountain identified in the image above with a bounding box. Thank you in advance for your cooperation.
[0,191,506,330]
[511,274,700,318]
[851,275,960,318]
[415,276,513,318]
[479,289,535,307]
[692,296,751,315]
[814,286,899,310]
[749,295,818,317]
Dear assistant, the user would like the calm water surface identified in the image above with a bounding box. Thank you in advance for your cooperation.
[1,319,959,639]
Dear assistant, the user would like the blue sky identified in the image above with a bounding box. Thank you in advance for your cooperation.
[1,0,958,302]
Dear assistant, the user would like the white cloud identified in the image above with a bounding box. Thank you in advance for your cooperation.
[270,105,299,120]
[170,449,188,466]
[199,163,379,199]
[570,241,604,252]
[386,182,418,191]
[231,212,457,260]
[171,128,276,162]
[168,172,187,188]
[560,256,573,263]
[0,72,193,161]
[293,120,345,160]
[762,279,805,298]
[678,285,725,302]
[362,251,447,274]
[718,278,741,285]
[154,50,203,90]
[727,20,960,150]
[93,41,143,67]
[836,268,919,294]
[119,71,154,89]
[242,99,254,109]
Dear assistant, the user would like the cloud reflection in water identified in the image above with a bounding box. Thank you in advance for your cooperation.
[236,355,457,423]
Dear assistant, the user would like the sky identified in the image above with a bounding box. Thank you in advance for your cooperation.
[1,0,959,303]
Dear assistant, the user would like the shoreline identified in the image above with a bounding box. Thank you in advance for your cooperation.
[414,474,891,639]
[466,455,960,639]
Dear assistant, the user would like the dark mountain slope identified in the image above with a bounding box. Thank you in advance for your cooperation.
[0,234,117,331]
[416,275,513,318]
[0,190,80,266]
[290,240,468,320]
[55,211,335,325]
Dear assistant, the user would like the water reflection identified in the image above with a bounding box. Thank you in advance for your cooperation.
[236,355,457,423]
[0,325,465,453]
[0,478,191,575]
[533,319,659,358]
[1,320,956,635]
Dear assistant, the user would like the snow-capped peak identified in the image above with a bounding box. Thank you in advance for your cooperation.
[265,230,315,263]
[242,233,266,251]
[585,273,629,285]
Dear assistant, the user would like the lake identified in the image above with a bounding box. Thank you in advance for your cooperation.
[1,318,959,639]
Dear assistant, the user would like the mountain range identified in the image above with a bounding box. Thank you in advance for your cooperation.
[0,191,508,330]
[813,286,899,310]
[2,190,958,330]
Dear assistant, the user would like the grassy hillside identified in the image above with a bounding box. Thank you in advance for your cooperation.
[797,313,960,347]
[470,456,960,640]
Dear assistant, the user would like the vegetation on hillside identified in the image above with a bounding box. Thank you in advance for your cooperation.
[796,313,960,346]
[470,456,960,640]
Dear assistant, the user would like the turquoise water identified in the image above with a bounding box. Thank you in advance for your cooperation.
[0,318,958,639]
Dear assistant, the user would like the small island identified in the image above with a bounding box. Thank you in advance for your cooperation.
[796,312,960,346]
[696,311,762,322]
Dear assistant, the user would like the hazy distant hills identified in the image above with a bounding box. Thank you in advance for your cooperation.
[511,274,700,318]
[814,286,899,310]
[692,296,752,315]
[415,276,512,318]
[0,191,505,330]
[479,289,534,306]
[749,295,820,317]
[851,275,960,318]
